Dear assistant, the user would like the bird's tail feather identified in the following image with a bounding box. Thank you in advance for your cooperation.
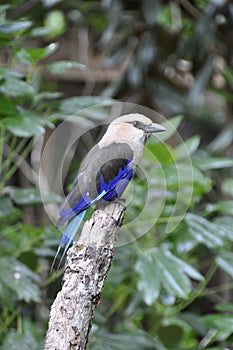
[51,189,108,273]
[51,209,87,272]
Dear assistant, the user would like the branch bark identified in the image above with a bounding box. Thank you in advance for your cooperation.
[43,201,125,350]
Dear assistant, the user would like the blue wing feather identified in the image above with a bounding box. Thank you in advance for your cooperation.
[52,158,134,271]
[100,159,134,200]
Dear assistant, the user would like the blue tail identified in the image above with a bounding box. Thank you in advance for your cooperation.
[51,209,87,272]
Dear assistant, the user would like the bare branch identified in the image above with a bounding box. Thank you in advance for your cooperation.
[44,201,125,350]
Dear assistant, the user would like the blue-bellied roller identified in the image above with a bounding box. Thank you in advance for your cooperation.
[52,113,166,270]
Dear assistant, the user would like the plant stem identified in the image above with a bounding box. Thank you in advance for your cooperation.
[0,139,33,192]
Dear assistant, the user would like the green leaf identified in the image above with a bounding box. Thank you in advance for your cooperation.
[0,197,13,218]
[216,252,233,279]
[44,10,66,38]
[2,329,40,350]
[215,303,233,312]
[0,257,41,305]
[135,252,161,305]
[59,96,115,114]
[0,94,16,115]
[158,325,184,349]
[194,155,233,170]
[24,43,59,61]
[1,223,43,257]
[136,248,202,304]
[205,201,233,216]
[175,135,200,159]
[154,249,192,299]
[207,126,233,153]
[0,198,22,228]
[0,21,32,34]
[146,142,175,164]
[2,115,45,137]
[0,78,35,97]
[6,186,62,205]
[162,249,203,281]
[47,60,86,74]
[88,330,162,350]
[186,213,233,248]
[200,314,233,338]
[157,115,183,141]
[222,178,233,197]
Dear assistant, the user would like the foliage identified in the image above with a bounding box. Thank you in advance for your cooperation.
[0,1,233,350]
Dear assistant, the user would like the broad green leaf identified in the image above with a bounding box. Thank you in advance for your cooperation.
[44,10,66,38]
[194,155,233,170]
[136,248,201,304]
[158,325,184,349]
[34,247,55,257]
[216,252,233,279]
[0,257,41,305]
[35,91,63,101]
[155,248,191,299]
[0,197,13,218]
[6,186,62,205]
[0,78,35,97]
[215,303,233,312]
[0,67,24,79]
[59,96,115,114]
[1,329,40,350]
[0,21,32,34]
[207,126,233,153]
[186,213,233,248]
[0,94,16,115]
[146,142,175,164]
[162,249,203,281]
[135,252,161,305]
[78,106,110,121]
[15,106,54,128]
[0,198,22,227]
[48,112,95,126]
[175,135,200,159]
[156,115,183,142]
[3,116,45,137]
[222,178,233,197]
[1,223,43,257]
[192,167,213,197]
[19,43,59,62]
[205,201,233,216]
[88,330,162,350]
[200,314,233,339]
[47,60,86,73]
[30,26,51,37]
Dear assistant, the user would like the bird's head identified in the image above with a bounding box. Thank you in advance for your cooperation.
[112,113,166,137]
[100,113,166,147]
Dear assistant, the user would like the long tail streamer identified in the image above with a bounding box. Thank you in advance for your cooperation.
[51,209,87,272]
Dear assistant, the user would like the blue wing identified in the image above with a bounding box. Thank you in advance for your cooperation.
[52,157,134,271]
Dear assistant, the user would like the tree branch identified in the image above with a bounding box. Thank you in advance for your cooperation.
[43,201,125,350]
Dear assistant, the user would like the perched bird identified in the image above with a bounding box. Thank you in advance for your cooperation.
[52,113,166,270]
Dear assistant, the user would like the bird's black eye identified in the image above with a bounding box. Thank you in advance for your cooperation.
[132,121,139,127]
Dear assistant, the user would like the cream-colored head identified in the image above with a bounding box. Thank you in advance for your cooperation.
[112,113,165,133]
[98,113,165,164]
[101,113,165,142]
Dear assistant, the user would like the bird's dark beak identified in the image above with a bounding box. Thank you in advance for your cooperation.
[144,123,166,133]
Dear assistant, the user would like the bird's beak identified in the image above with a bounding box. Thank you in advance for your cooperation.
[144,123,166,133]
